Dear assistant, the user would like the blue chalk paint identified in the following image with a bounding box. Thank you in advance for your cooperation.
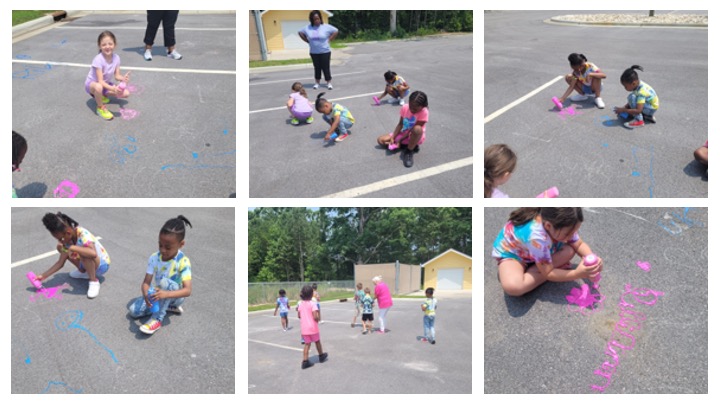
[192,152,199,159]
[15,54,32,59]
[41,381,83,394]
[54,310,119,364]
[25,355,31,364]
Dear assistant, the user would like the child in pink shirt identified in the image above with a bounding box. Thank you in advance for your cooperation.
[298,285,328,369]
[376,91,429,168]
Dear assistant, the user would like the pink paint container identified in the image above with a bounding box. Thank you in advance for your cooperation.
[552,96,563,110]
[26,272,44,290]
[373,96,380,105]
[584,254,599,266]
[536,186,559,198]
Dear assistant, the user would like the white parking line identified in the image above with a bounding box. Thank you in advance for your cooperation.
[322,157,473,198]
[484,75,563,124]
[11,237,103,268]
[250,91,378,114]
[12,59,235,75]
[248,339,303,352]
[249,71,366,86]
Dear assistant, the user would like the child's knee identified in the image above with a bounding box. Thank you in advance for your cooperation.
[500,280,525,297]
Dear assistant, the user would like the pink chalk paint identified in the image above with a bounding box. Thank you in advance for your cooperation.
[29,283,69,302]
[566,283,605,316]
[636,261,651,272]
[53,180,79,198]
[589,283,665,393]
[126,83,145,96]
[120,108,139,120]
[557,106,583,120]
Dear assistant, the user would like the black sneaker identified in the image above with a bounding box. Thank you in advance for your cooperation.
[403,150,414,168]
[302,360,313,369]
[431,340,436,345]
[319,353,329,363]
[643,114,657,124]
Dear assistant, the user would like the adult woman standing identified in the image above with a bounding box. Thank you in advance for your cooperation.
[298,10,338,90]
[373,276,393,333]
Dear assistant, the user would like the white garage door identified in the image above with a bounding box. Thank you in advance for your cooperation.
[281,21,309,50]
[437,269,464,290]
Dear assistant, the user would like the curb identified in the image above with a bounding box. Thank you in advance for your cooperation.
[547,17,708,28]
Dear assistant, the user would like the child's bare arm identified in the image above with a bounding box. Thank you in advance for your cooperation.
[559,77,578,102]
[325,115,341,139]
[313,309,319,322]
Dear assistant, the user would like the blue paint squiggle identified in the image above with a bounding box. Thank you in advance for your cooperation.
[54,310,119,364]
[41,381,83,394]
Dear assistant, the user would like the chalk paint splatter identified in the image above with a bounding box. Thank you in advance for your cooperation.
[636,261,651,272]
[566,283,605,316]
[120,107,139,120]
[29,283,69,302]
[54,310,119,364]
[41,381,83,394]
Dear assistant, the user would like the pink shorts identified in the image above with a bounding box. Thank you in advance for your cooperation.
[302,333,320,343]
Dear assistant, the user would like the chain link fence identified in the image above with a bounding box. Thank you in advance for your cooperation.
[249,280,355,306]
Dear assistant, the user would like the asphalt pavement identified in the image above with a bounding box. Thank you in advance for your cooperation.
[484,207,707,394]
[249,34,473,198]
[11,207,235,394]
[248,292,472,393]
[484,11,708,198]
[12,13,236,198]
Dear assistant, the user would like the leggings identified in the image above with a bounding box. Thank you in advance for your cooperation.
[310,52,332,82]
[378,307,390,331]
[144,10,180,48]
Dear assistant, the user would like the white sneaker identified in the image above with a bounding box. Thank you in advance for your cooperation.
[69,269,89,279]
[87,281,100,298]
[570,94,589,102]
[167,50,183,60]
[327,83,333,90]
[399,98,405,106]
[313,83,319,90]
[595,97,605,109]
[144,49,152,61]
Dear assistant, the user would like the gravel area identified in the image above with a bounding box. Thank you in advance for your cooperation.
[552,13,708,26]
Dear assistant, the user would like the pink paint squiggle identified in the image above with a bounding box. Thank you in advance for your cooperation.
[589,284,665,393]
[120,108,139,120]
[53,180,79,198]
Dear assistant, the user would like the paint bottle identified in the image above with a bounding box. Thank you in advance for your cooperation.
[584,254,601,288]
[373,96,381,105]
[147,286,160,313]
[552,97,563,110]
[26,271,44,290]
[584,254,598,266]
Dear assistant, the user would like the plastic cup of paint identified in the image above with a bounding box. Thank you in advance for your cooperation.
[373,96,380,105]
[618,112,629,119]
[388,143,399,151]
[330,133,338,140]
[552,97,563,110]
[536,186,559,198]
[26,271,44,290]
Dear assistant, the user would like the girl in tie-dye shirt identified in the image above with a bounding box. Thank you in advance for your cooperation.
[38,212,111,299]
[558,53,607,109]
[492,208,602,297]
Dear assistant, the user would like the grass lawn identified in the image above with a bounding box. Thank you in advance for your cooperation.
[12,10,56,26]
[249,58,312,68]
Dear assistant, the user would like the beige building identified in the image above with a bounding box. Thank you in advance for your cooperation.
[256,10,334,53]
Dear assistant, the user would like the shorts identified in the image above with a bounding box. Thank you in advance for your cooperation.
[85,81,113,96]
[362,313,374,321]
[291,107,312,120]
[279,312,288,319]
[582,82,602,95]
[79,260,110,276]
[302,333,320,343]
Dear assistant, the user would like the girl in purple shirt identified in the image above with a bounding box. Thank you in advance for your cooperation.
[85,31,131,120]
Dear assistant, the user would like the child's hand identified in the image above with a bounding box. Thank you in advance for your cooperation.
[123,71,131,83]
[577,259,602,279]
[151,289,168,301]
